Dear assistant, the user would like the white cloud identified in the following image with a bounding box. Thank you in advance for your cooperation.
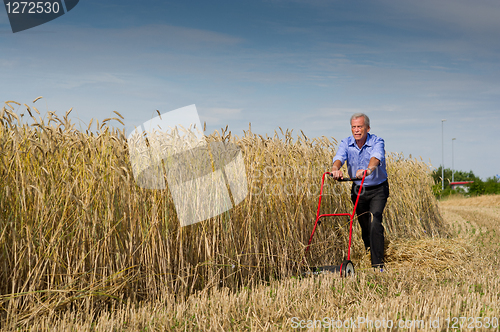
[0,10,7,24]
[0,59,17,67]
[54,72,128,89]
[391,0,500,33]
[120,24,242,48]
[200,107,243,126]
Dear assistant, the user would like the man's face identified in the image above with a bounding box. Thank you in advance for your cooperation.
[351,117,370,141]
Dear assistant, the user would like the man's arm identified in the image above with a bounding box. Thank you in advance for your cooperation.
[367,157,380,173]
[331,139,348,179]
[356,156,380,179]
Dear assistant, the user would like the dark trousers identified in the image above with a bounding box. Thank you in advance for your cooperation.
[351,180,389,268]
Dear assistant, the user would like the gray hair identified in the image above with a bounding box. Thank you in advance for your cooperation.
[350,113,370,127]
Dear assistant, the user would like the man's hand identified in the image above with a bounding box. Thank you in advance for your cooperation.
[331,160,344,180]
[330,169,344,180]
[356,168,372,179]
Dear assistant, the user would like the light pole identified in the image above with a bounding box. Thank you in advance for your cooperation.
[441,119,446,191]
[452,138,456,183]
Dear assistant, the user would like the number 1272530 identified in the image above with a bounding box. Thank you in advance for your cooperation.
[5,2,61,14]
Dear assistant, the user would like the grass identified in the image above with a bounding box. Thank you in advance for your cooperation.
[0,100,457,329]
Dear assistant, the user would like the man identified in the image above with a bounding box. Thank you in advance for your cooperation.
[330,113,389,269]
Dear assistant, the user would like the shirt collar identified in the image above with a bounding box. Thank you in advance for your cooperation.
[348,132,373,147]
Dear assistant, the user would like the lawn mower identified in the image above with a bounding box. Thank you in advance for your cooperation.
[303,170,367,277]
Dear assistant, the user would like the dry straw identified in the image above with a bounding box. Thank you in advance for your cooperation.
[0,102,446,324]
[385,238,473,271]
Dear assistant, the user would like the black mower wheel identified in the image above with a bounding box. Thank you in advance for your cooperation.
[340,260,355,277]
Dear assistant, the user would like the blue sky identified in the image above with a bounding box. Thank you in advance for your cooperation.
[1,0,500,179]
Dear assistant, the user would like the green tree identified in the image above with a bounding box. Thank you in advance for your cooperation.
[483,177,500,194]
[464,176,500,196]
[468,178,485,196]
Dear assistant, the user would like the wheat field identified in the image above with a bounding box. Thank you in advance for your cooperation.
[0,101,470,330]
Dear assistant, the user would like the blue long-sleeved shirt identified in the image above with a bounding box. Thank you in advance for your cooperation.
[332,133,388,187]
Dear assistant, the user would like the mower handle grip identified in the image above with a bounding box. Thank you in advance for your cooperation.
[336,177,358,182]
[326,171,364,182]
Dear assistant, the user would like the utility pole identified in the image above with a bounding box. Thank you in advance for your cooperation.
[441,119,446,191]
[452,138,456,183]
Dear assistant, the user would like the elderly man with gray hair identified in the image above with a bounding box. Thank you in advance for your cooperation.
[330,113,389,270]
